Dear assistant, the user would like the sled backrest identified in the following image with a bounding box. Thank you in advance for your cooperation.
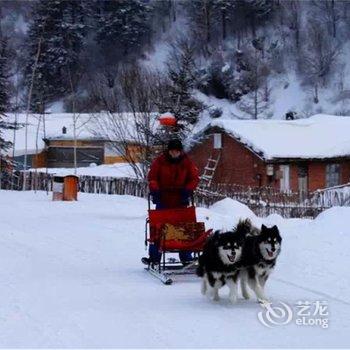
[148,206,197,226]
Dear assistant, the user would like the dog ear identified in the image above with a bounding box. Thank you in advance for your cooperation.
[261,224,267,231]
[272,225,279,233]
[212,230,220,246]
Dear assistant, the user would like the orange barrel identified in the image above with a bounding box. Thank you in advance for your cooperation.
[63,175,79,201]
[52,176,64,201]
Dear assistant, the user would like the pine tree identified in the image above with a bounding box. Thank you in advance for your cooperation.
[24,0,87,112]
[236,0,274,37]
[161,41,205,127]
[0,36,13,178]
[184,0,216,55]
[212,0,236,41]
[95,0,151,63]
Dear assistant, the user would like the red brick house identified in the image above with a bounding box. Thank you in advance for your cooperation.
[188,115,350,193]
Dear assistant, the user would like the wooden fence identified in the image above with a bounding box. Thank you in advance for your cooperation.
[0,171,148,198]
[194,185,326,218]
[311,183,350,207]
[2,171,349,218]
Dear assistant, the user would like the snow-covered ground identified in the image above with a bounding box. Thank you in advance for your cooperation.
[0,191,349,347]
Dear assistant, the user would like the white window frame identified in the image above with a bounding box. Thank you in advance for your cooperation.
[279,164,290,192]
[213,133,222,149]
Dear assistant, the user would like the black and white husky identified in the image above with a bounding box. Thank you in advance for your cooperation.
[239,224,282,302]
[196,222,250,303]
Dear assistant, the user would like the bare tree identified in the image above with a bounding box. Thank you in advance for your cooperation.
[301,22,340,104]
[284,0,302,52]
[23,35,43,190]
[67,66,80,174]
[237,37,275,119]
[92,64,160,179]
[237,85,272,120]
[311,0,341,39]
[185,0,215,56]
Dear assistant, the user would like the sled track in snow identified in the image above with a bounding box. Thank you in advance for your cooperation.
[273,277,350,306]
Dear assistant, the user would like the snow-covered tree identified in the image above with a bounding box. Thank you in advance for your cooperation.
[184,0,217,56]
[24,0,87,112]
[94,0,151,63]
[236,37,278,118]
[0,36,11,155]
[158,40,205,127]
[311,0,341,39]
[0,35,17,186]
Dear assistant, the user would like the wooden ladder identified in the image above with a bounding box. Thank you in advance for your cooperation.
[199,152,221,188]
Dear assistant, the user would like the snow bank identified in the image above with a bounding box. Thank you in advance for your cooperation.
[314,206,350,232]
[197,198,259,232]
[210,197,256,218]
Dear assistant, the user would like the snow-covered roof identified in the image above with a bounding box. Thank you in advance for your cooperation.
[193,114,350,161]
[29,163,138,178]
[3,113,97,156]
[3,112,159,157]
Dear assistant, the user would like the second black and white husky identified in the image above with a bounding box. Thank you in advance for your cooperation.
[196,221,251,303]
[239,223,282,302]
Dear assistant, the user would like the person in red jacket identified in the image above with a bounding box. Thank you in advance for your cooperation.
[142,139,199,265]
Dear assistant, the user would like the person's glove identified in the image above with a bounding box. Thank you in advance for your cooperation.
[150,190,161,205]
[180,189,193,206]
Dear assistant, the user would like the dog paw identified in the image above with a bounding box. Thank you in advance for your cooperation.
[258,298,269,304]
[229,296,237,304]
[212,294,220,301]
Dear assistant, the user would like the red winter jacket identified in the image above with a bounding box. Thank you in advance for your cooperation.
[148,153,199,208]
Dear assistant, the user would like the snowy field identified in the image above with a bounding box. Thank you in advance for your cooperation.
[0,190,349,348]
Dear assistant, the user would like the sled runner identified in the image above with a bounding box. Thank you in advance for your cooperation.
[143,195,212,284]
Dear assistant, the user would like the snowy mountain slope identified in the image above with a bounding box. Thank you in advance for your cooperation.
[0,191,349,347]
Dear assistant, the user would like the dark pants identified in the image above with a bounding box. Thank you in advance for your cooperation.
[149,244,192,263]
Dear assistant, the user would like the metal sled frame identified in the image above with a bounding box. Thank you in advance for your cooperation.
[145,258,198,285]
[144,195,208,285]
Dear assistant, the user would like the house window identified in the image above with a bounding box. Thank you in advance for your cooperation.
[213,133,222,149]
[297,165,308,196]
[279,164,290,192]
[326,164,340,188]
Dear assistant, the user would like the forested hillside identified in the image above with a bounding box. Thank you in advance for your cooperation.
[1,0,350,121]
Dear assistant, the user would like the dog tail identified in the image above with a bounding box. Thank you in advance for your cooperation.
[236,218,253,235]
[235,218,260,237]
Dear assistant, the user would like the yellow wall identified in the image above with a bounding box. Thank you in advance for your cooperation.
[29,142,152,167]
[104,156,128,164]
